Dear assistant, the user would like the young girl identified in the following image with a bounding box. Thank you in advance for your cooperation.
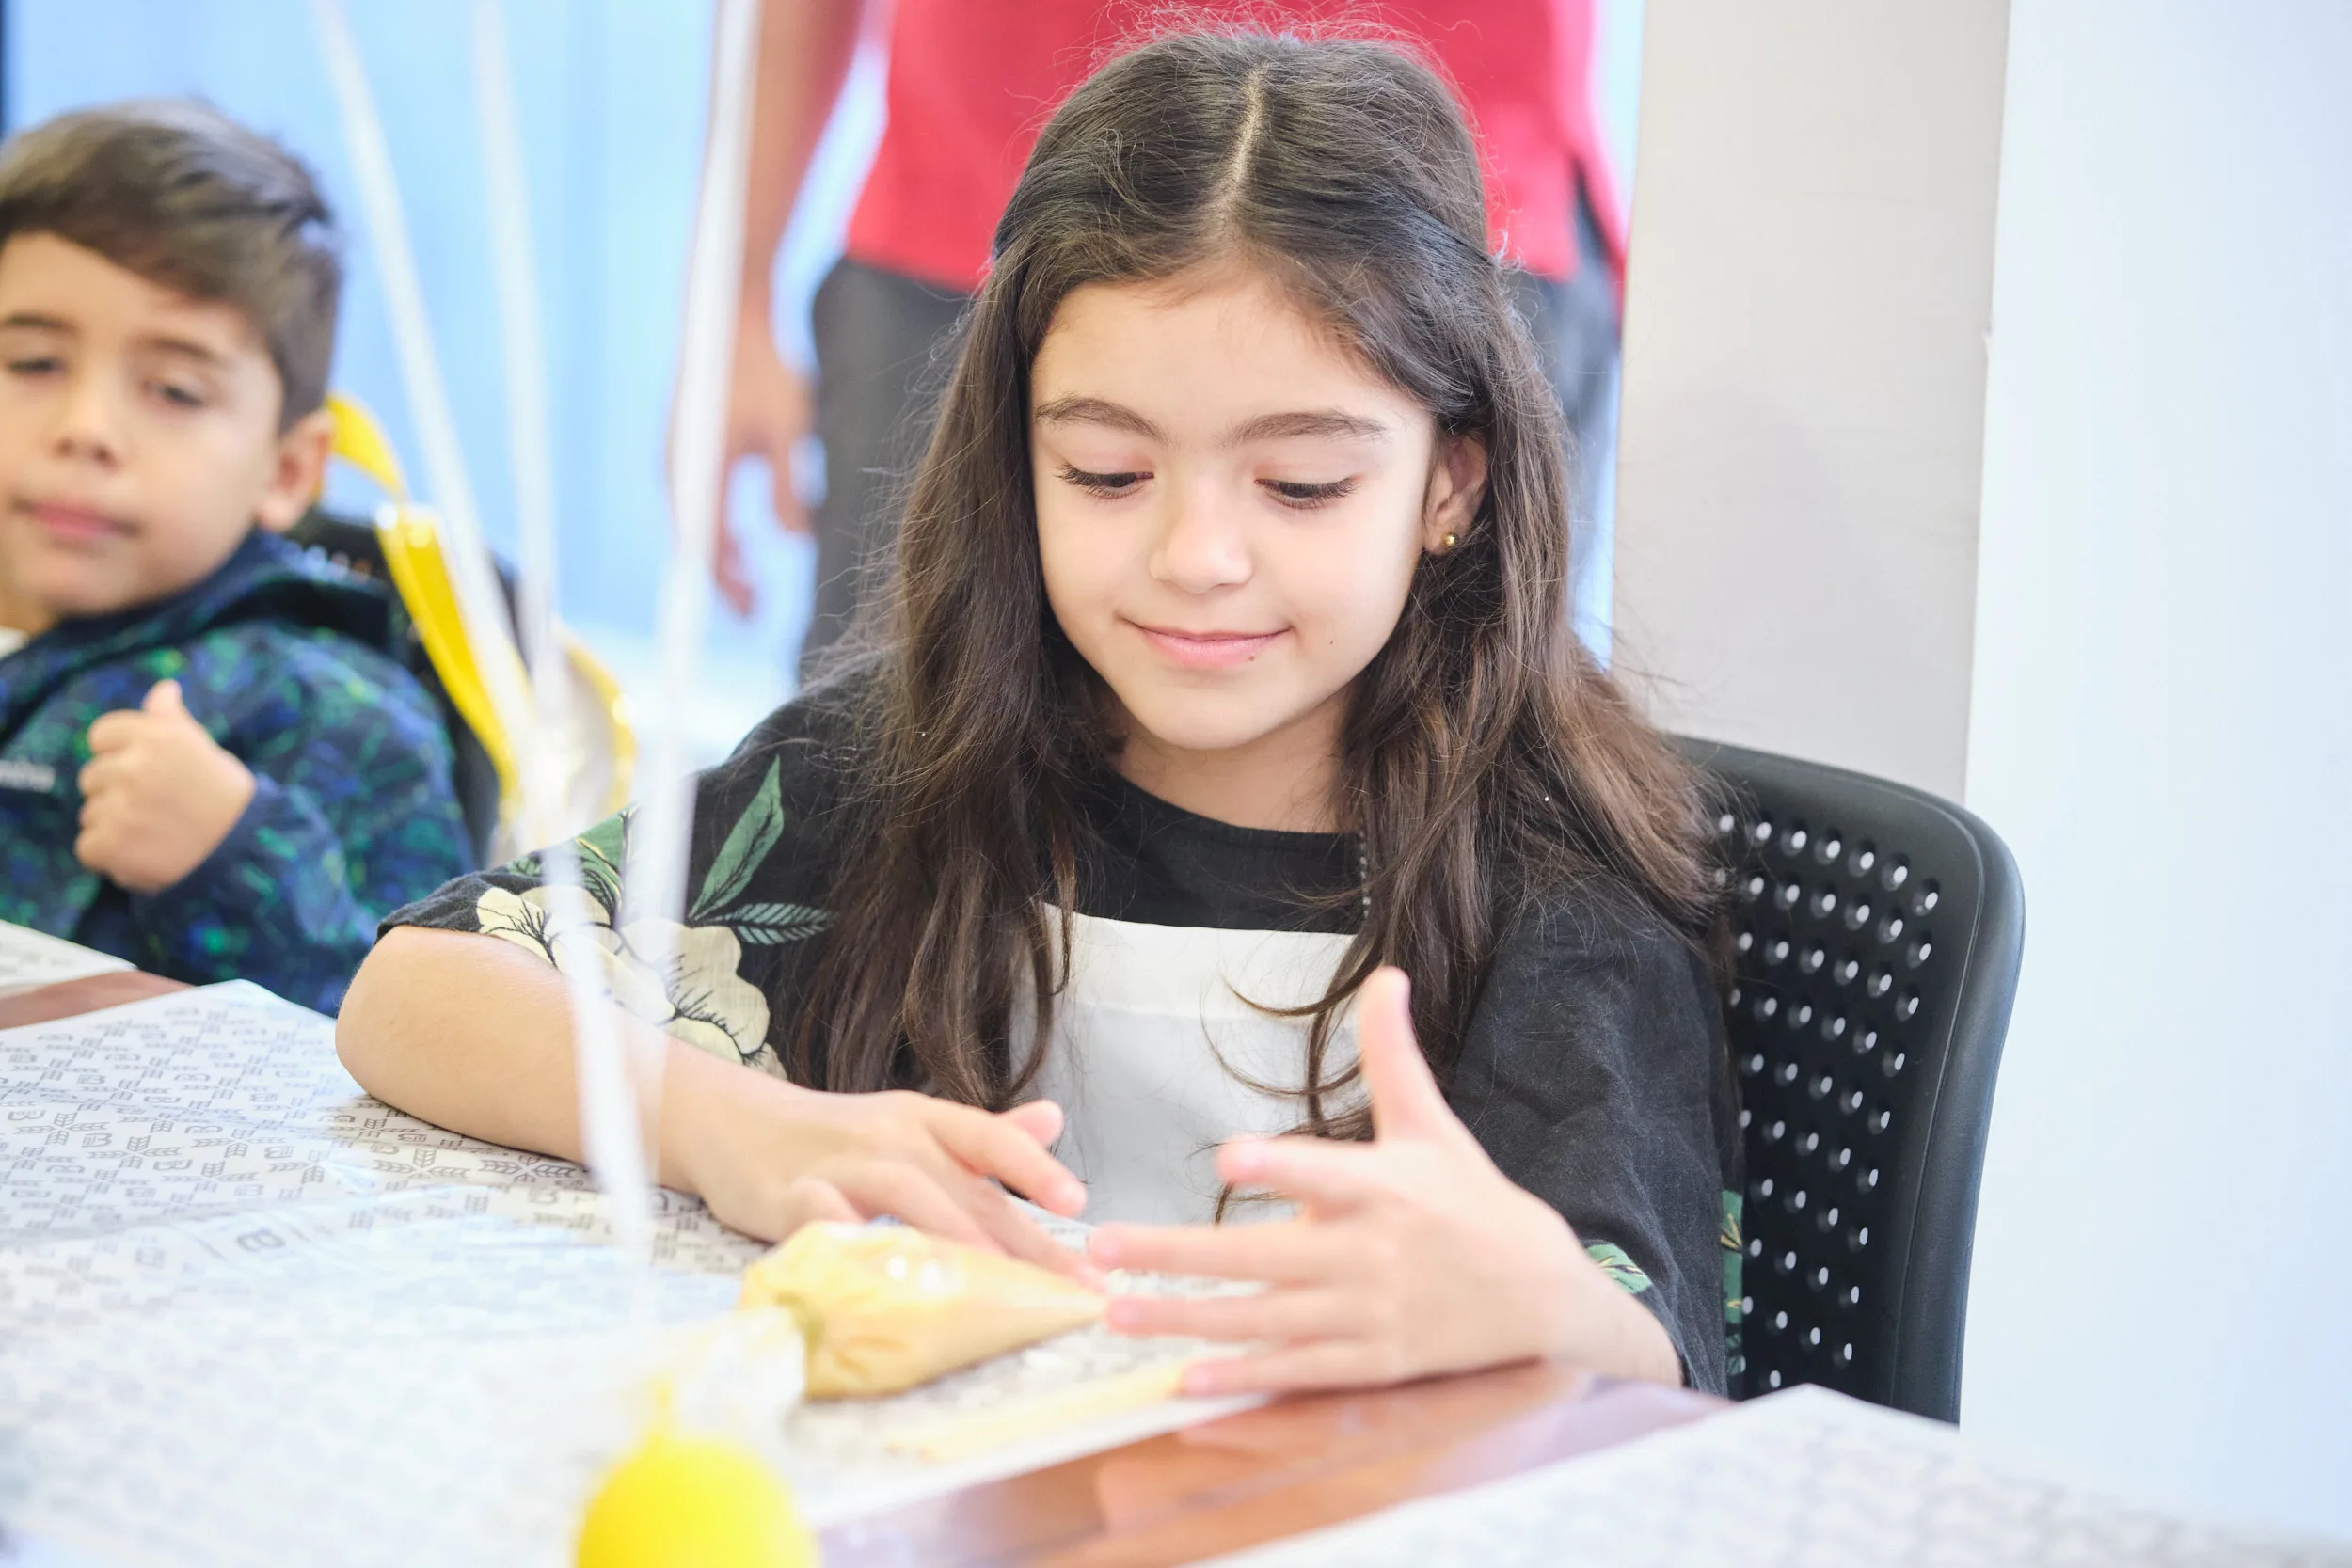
[339,29,1740,1396]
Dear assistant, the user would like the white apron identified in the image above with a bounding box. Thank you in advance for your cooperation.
[1028,911,1360,1226]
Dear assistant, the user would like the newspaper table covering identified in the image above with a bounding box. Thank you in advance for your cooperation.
[1204,1383,2352,1568]
[0,983,1248,1567]
[0,923,131,990]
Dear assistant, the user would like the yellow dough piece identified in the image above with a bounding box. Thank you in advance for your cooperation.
[739,1223,1104,1398]
[575,1430,816,1568]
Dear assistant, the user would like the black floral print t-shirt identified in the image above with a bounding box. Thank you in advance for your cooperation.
[383,670,1746,1392]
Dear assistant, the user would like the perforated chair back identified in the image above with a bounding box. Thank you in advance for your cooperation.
[1679,741,2025,1421]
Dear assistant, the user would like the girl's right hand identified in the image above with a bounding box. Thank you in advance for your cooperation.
[665,1052,1091,1278]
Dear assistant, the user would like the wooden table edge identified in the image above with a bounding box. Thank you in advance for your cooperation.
[0,970,189,1029]
[822,1364,1729,1567]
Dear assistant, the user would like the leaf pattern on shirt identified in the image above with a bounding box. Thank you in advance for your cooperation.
[472,880,771,1066]
[1722,1188,1747,1381]
[1586,1241,1654,1295]
[668,761,833,947]
[460,780,839,1068]
[692,759,786,920]
[575,811,627,913]
[723,902,832,945]
[1721,1188,1744,1312]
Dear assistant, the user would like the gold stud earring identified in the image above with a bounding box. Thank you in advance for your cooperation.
[1440,531,1458,551]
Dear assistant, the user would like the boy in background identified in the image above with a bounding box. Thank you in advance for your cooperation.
[0,101,469,1013]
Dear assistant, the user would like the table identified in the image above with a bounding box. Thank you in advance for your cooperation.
[9,970,2337,1568]
[0,970,1723,1568]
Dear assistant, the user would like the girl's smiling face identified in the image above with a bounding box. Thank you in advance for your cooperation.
[1030,267,1485,830]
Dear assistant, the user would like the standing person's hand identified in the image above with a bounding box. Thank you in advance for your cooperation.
[666,0,866,615]
[74,680,256,894]
[1088,968,1682,1393]
[672,313,817,618]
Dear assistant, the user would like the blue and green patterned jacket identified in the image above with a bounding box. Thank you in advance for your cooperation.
[0,529,471,1012]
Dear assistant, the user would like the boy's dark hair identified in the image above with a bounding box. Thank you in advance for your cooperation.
[0,99,342,429]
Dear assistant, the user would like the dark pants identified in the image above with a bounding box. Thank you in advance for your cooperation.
[801,194,1622,675]
[1510,190,1624,641]
[803,259,969,676]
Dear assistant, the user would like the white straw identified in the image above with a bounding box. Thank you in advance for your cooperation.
[469,0,655,1274]
[626,0,761,973]
[469,0,561,829]
[310,0,533,766]
[315,0,760,1290]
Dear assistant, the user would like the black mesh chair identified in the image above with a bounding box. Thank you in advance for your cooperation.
[1679,740,2025,1421]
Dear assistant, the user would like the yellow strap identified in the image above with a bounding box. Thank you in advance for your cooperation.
[325,392,410,501]
[337,396,632,832]
[373,504,519,817]
[565,637,638,817]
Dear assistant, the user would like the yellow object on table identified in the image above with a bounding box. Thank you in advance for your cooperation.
[576,1430,817,1568]
[739,1223,1105,1398]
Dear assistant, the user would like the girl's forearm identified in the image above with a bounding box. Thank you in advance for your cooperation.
[338,927,1084,1267]
[338,925,723,1187]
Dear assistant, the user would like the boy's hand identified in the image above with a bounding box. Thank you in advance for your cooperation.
[75,680,256,894]
[1088,969,1683,1394]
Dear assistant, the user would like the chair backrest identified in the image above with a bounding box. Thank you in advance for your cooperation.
[286,507,637,869]
[298,392,630,864]
[1678,740,2025,1421]
[285,510,505,863]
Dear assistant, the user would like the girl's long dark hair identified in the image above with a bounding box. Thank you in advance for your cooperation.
[788,29,1718,1129]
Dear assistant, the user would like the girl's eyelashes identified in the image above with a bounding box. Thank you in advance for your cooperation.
[4,356,61,378]
[1057,463,1148,497]
[1051,464,1357,509]
[1262,476,1357,510]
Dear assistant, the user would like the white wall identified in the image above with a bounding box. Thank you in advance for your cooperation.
[1612,1,2010,800]
[1963,0,2352,1540]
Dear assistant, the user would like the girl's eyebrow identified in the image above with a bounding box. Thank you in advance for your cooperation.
[1033,395,1390,447]
[1034,394,1164,439]
[1228,408,1391,445]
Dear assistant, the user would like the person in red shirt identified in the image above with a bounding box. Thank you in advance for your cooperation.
[702,1,1625,670]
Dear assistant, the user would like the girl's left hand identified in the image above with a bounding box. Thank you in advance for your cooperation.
[1087,967,1682,1396]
